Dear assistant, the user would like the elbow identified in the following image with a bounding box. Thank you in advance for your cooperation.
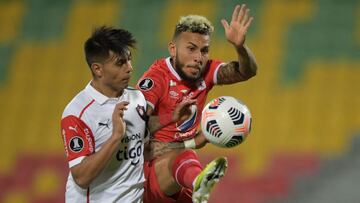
[250,69,257,78]
[73,175,90,189]
[249,69,257,78]
[249,62,258,76]
[71,170,91,190]
[240,62,257,81]
[245,64,258,80]
[241,71,256,81]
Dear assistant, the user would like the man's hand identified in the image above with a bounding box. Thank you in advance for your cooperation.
[221,4,253,48]
[112,101,129,139]
[194,131,209,149]
[172,99,197,123]
[71,101,129,189]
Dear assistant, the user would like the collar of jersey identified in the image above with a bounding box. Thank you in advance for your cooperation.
[85,82,126,105]
[165,57,181,81]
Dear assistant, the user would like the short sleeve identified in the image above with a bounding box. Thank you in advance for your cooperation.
[61,115,95,168]
[204,59,225,86]
[137,71,165,110]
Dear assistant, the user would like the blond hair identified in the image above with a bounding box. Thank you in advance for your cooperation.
[173,15,214,38]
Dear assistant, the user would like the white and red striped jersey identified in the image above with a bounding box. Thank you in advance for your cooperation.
[61,83,148,203]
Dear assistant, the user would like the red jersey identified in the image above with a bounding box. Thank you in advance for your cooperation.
[137,57,224,142]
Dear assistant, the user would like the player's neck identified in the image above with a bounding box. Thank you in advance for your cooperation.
[90,80,124,98]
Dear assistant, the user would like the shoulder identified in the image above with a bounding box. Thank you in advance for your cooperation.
[144,58,168,78]
[149,58,167,69]
[125,86,144,96]
[125,87,146,101]
[203,59,225,84]
[207,59,224,70]
[62,90,94,118]
[137,59,169,91]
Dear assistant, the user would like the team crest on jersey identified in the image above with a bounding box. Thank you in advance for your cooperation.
[136,105,147,121]
[69,136,84,153]
[138,78,154,91]
[98,119,111,129]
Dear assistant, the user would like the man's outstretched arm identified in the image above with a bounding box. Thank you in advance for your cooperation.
[217,4,258,85]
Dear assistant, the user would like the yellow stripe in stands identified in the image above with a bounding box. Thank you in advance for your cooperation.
[0,1,24,43]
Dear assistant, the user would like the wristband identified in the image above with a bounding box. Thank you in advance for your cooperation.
[184,138,196,149]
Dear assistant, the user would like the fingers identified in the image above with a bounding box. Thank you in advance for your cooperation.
[244,16,254,30]
[182,99,196,106]
[117,101,129,108]
[233,4,252,26]
[231,4,241,22]
[115,101,129,110]
[221,19,230,30]
[241,8,250,25]
[176,99,196,110]
[236,4,246,22]
[114,101,129,118]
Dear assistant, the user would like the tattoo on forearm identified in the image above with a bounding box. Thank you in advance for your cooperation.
[217,45,257,85]
[217,61,245,84]
[147,116,161,134]
[168,142,185,149]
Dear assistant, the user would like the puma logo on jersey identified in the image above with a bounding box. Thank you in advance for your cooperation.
[98,119,111,129]
[68,125,78,133]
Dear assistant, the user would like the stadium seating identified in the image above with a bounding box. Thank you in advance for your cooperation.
[0,0,359,202]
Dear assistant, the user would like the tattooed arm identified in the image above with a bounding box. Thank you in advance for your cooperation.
[218,4,258,85]
[217,45,257,84]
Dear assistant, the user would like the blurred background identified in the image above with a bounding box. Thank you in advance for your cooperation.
[0,0,359,202]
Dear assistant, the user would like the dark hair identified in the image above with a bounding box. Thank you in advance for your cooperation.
[84,26,136,67]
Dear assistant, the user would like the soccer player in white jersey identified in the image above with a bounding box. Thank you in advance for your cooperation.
[60,26,148,203]
[61,26,196,203]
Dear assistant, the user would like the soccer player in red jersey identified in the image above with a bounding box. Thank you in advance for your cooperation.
[138,4,258,203]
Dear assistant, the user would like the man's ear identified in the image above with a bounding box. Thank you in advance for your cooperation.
[91,63,103,78]
[168,41,176,58]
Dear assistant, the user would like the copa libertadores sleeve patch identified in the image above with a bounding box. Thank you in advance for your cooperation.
[138,78,154,91]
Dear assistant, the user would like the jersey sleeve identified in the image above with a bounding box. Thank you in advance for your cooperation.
[61,115,95,168]
[136,70,165,110]
[204,59,225,87]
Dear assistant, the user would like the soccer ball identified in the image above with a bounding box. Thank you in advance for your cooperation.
[201,96,252,148]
